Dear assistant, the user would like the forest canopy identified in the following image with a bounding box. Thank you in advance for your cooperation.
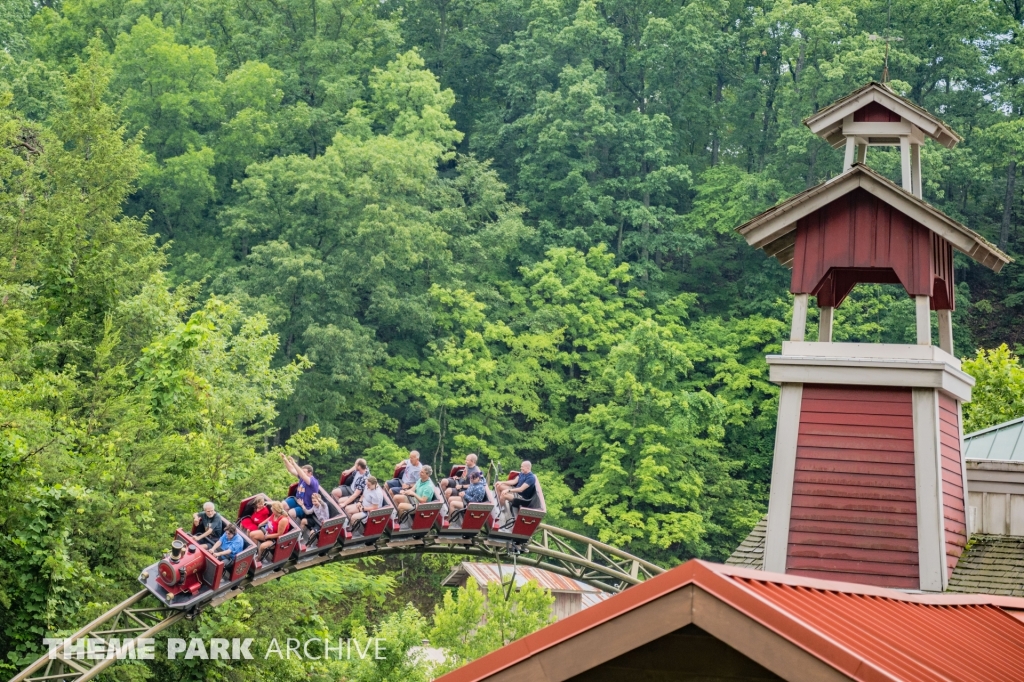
[3,0,1024,677]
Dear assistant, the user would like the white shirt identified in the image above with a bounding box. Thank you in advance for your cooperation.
[362,486,385,509]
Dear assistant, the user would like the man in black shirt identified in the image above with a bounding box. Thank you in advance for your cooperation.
[193,502,224,548]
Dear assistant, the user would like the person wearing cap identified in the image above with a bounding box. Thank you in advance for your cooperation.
[448,470,486,513]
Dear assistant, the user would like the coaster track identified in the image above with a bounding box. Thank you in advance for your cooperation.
[8,523,662,682]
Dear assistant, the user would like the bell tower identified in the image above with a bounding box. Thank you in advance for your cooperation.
[736,83,1011,591]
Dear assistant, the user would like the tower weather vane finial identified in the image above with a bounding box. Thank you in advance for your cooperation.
[868,0,901,84]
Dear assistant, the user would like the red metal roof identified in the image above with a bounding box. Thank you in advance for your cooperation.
[436,559,1024,682]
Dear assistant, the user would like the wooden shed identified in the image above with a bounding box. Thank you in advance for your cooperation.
[442,562,610,621]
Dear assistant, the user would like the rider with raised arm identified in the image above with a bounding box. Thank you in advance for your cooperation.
[281,454,320,523]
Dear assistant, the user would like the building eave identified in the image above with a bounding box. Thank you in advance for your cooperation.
[803,82,961,149]
[735,164,1011,273]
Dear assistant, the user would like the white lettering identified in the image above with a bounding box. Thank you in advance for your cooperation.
[66,638,85,660]
[185,638,208,660]
[209,638,230,660]
[137,638,156,660]
[286,638,300,659]
[264,638,283,659]
[86,638,105,661]
[375,639,386,660]
[167,638,187,660]
[354,638,372,660]
[104,638,121,660]
[324,638,343,660]
[117,638,137,660]
[233,638,254,660]
[43,638,62,660]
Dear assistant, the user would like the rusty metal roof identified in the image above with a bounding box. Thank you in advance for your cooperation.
[436,560,1024,682]
[442,562,612,597]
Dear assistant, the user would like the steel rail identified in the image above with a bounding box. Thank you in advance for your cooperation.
[8,523,663,682]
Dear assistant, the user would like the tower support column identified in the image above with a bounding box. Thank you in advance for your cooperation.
[912,388,946,591]
[764,384,803,574]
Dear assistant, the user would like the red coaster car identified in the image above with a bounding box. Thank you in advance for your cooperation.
[138,521,258,610]
[436,465,496,542]
[487,472,546,545]
[236,494,301,578]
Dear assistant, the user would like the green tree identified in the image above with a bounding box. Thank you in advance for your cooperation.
[429,576,554,673]
[963,344,1024,432]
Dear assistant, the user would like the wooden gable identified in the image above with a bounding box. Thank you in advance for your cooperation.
[803,82,960,149]
[735,165,1010,289]
[790,188,956,309]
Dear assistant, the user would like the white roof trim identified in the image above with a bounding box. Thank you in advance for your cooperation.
[804,83,959,149]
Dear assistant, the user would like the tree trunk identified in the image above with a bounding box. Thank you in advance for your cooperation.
[641,187,650,281]
[711,74,723,166]
[1001,159,1017,251]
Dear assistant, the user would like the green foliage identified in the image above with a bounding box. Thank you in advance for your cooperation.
[429,576,554,673]
[963,345,1024,433]
[4,0,1024,676]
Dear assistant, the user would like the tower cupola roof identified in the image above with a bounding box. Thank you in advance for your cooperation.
[804,82,960,150]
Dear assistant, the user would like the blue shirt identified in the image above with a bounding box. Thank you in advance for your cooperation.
[516,472,537,498]
[218,532,245,559]
[464,481,487,503]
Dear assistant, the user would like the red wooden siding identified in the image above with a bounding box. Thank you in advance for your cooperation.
[930,232,955,309]
[787,385,920,589]
[939,394,966,578]
[789,189,955,309]
[853,101,901,122]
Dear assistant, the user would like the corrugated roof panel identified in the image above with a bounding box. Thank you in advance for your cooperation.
[580,592,612,609]
[437,560,1024,682]
[736,578,1024,681]
[964,417,1024,461]
[964,431,995,459]
[993,424,1024,461]
[451,563,602,594]
[1014,430,1024,461]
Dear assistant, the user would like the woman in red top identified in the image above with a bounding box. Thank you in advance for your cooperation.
[257,502,291,555]
[240,495,272,537]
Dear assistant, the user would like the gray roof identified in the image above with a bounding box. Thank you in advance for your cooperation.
[725,518,1024,597]
[947,535,1024,596]
[964,416,1024,462]
[725,515,766,569]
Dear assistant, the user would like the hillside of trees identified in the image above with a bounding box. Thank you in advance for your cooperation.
[3,0,1024,677]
